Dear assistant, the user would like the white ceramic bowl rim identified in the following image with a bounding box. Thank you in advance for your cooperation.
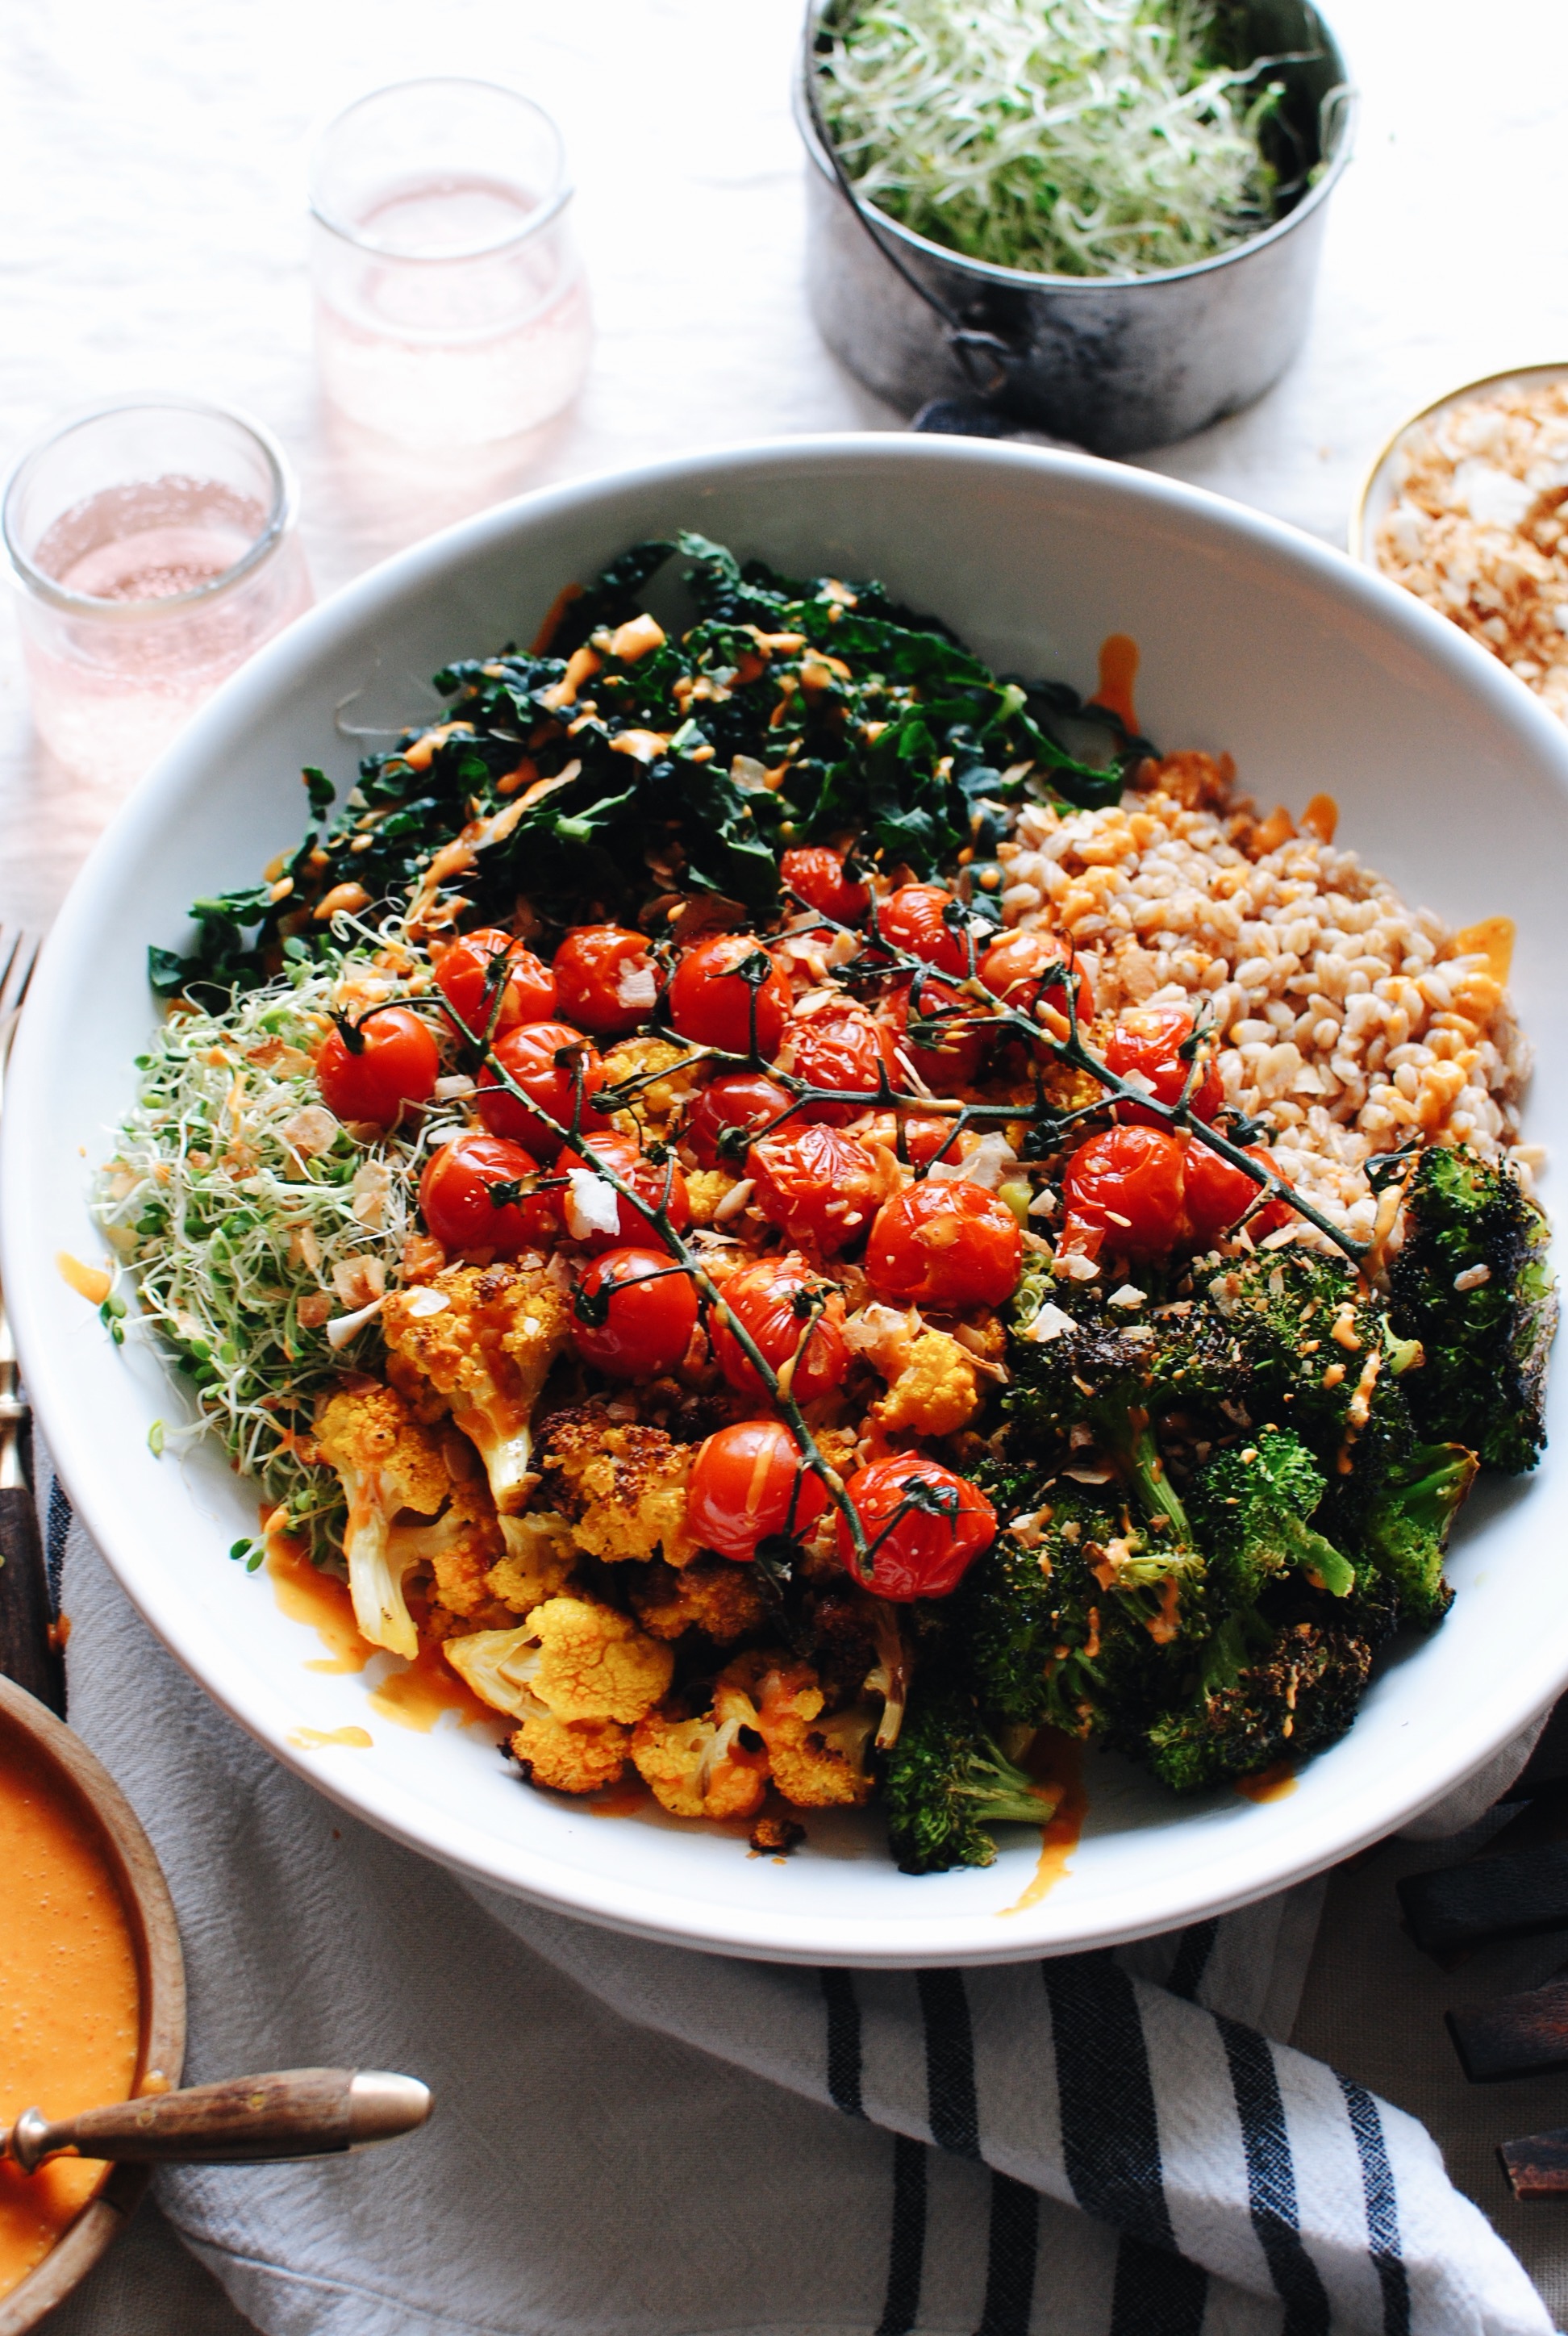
[8,433,1566,1967]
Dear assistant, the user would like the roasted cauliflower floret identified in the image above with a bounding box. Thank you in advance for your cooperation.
[529,1596,674,1721]
[631,1672,770,1820]
[388,1472,506,1622]
[488,1510,578,1615]
[445,1597,673,1728]
[383,1262,570,1514]
[542,1407,698,1567]
[628,1555,767,1644]
[598,1035,703,1133]
[315,1383,448,1658]
[876,1330,983,1437]
[721,1651,876,1808]
[684,1169,740,1226]
[511,1712,630,1796]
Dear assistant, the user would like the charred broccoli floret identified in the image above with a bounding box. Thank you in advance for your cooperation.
[1194,1249,1416,1450]
[1388,1145,1557,1473]
[1186,1428,1354,1604]
[882,1682,1052,1874]
[1007,1267,1199,1541]
[1142,1618,1373,1793]
[963,1481,1199,1736]
[1343,1438,1475,1630]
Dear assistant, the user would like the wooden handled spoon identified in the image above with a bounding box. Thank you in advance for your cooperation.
[2,2067,430,2170]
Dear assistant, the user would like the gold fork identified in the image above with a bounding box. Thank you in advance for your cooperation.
[0,930,58,1712]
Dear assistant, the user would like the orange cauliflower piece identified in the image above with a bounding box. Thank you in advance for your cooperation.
[443,1595,671,1727]
[511,1712,629,1796]
[315,1382,448,1656]
[487,1510,578,1615]
[722,1650,875,1808]
[628,1555,766,1645]
[388,1472,506,1622]
[528,1596,673,1721]
[684,1169,740,1226]
[631,1671,769,1820]
[383,1261,570,1513]
[875,1330,982,1437]
[542,1408,698,1567]
[598,1035,703,1133]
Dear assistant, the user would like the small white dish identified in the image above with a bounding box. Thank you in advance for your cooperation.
[7,435,1566,1967]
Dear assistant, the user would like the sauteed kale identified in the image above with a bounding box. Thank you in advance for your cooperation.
[153,533,1143,1001]
[98,532,1553,1875]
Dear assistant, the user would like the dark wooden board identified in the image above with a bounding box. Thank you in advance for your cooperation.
[0,1479,62,1714]
[1499,2127,1568,2200]
[1449,1977,1568,2082]
[1398,1845,1568,1957]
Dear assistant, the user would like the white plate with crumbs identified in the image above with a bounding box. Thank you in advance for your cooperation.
[6,436,1568,1968]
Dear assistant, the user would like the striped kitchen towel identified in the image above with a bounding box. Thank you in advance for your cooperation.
[41,1462,1553,2336]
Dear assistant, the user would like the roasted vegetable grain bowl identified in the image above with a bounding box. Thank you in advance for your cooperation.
[6,436,1566,1967]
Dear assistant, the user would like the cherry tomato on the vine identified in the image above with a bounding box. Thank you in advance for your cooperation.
[570,1247,699,1379]
[978,928,1094,1025]
[433,928,557,1042]
[849,1112,972,1170]
[666,933,790,1057]
[774,1002,905,1124]
[555,1130,690,1249]
[553,924,660,1041]
[1105,1004,1223,1126]
[865,1178,1023,1310]
[709,1251,849,1405]
[419,1134,556,1257]
[1060,1125,1186,1259]
[687,1420,829,1563]
[779,845,870,927]
[683,1072,795,1170]
[315,1007,440,1128]
[475,1020,607,1160]
[1182,1140,1290,1248]
[878,883,974,976]
[877,972,986,1095]
[747,1123,897,1254]
[836,1454,996,1601]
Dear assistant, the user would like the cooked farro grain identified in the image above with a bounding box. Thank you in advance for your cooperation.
[999,755,1529,1237]
[1373,381,1568,720]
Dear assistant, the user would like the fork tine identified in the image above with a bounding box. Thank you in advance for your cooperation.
[0,929,40,1027]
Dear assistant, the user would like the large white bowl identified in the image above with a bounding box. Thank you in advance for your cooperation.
[8,436,1566,1968]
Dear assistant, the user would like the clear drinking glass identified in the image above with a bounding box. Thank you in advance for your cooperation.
[3,398,313,786]
[309,77,594,449]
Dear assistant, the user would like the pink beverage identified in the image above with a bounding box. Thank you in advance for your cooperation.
[4,407,311,787]
[311,84,592,450]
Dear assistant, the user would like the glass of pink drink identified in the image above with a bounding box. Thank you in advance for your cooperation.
[3,399,313,786]
[310,78,593,449]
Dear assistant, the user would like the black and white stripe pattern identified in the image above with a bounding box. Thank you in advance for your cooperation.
[41,1465,1554,2336]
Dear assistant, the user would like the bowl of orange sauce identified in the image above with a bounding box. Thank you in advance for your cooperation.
[0,1673,184,2334]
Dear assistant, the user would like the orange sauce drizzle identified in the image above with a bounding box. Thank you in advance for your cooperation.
[1234,1760,1297,1803]
[999,1732,1088,1916]
[0,1723,140,2301]
[266,1536,371,1675]
[288,1725,373,1751]
[588,1776,655,1818]
[1454,916,1515,987]
[368,1637,496,1735]
[1089,635,1140,734]
[56,1253,111,1306]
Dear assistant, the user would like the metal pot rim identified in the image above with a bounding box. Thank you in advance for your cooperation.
[794,2,1358,298]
